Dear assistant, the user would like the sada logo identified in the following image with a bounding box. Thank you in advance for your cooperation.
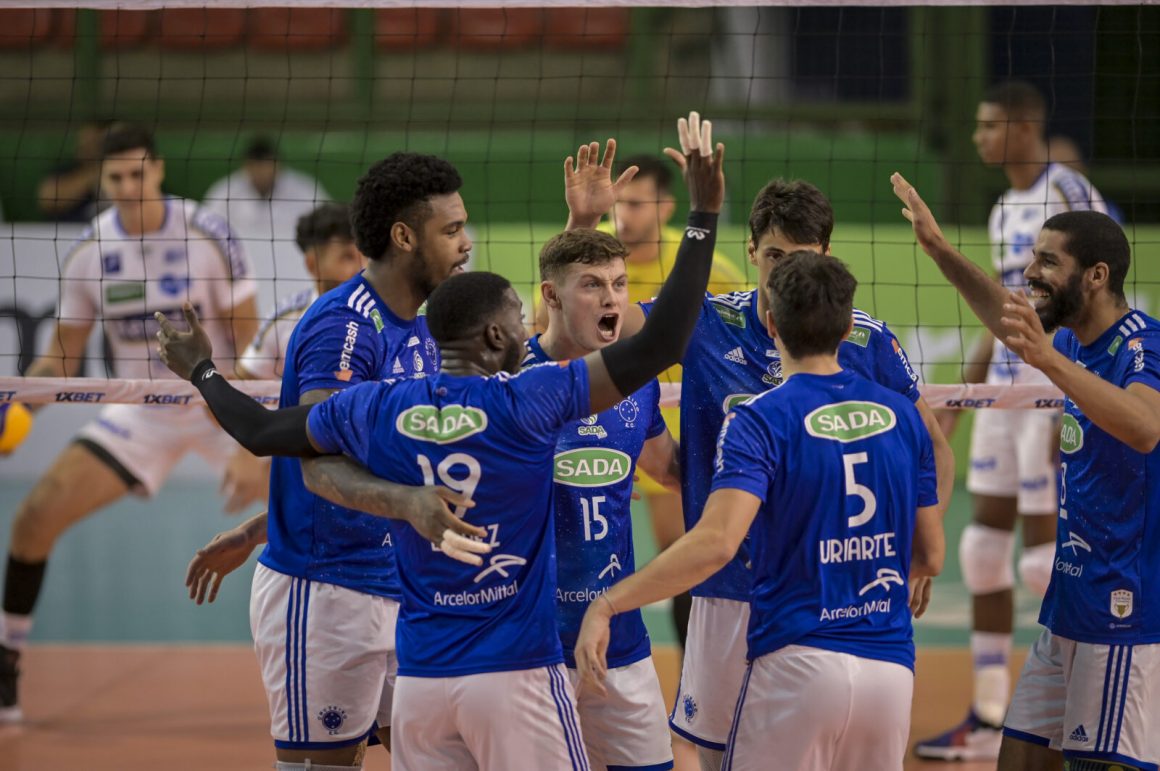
[804,401,897,443]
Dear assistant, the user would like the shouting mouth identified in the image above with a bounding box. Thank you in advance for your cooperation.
[596,313,620,343]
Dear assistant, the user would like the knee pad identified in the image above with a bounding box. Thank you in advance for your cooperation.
[275,763,361,771]
[959,523,1016,595]
[1018,542,1055,597]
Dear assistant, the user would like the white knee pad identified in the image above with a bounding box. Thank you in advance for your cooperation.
[959,523,1016,595]
[1018,542,1055,597]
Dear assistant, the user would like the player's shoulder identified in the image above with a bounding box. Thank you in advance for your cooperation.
[521,336,551,369]
[254,288,317,345]
[845,307,899,349]
[1045,164,1104,212]
[60,217,104,272]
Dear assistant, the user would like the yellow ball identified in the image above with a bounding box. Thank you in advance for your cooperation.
[0,402,33,455]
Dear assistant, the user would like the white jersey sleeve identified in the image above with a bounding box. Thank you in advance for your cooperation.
[185,202,258,318]
[238,288,316,380]
[57,229,101,327]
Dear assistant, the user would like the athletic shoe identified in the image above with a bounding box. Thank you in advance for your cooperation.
[913,709,1003,761]
[0,643,21,723]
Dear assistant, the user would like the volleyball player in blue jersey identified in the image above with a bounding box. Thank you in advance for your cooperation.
[567,177,955,770]
[894,172,1160,771]
[527,228,679,770]
[573,250,945,771]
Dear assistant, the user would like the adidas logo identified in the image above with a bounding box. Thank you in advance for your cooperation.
[392,356,404,375]
[1068,724,1089,744]
[724,347,747,365]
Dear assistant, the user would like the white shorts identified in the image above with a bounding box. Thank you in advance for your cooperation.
[722,646,913,771]
[967,409,1058,514]
[392,664,590,771]
[250,563,398,751]
[568,656,674,770]
[1004,627,1160,769]
[670,597,750,750]
[75,403,238,496]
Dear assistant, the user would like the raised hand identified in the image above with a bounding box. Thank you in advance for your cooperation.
[1001,290,1057,370]
[155,302,214,380]
[664,111,725,214]
[891,172,952,259]
[564,138,638,228]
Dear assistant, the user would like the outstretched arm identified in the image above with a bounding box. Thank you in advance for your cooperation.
[891,172,1010,337]
[574,486,758,695]
[585,112,724,413]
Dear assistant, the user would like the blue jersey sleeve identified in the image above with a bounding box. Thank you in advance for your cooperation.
[915,412,939,508]
[710,404,777,503]
[306,381,384,466]
[871,324,921,403]
[644,380,667,440]
[294,308,380,396]
[507,359,592,441]
[1124,330,1160,393]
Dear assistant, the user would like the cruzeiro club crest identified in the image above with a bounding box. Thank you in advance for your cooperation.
[683,694,698,723]
[616,395,640,427]
[318,705,348,735]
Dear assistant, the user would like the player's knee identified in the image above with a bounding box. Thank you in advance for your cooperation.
[1017,542,1054,597]
[275,763,362,771]
[959,523,1016,596]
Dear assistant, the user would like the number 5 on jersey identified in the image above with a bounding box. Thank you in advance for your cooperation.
[843,452,877,528]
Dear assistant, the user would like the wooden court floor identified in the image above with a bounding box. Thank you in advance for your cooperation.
[0,644,1020,771]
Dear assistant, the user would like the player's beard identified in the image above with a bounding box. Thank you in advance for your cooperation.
[1034,272,1084,332]
[408,243,440,299]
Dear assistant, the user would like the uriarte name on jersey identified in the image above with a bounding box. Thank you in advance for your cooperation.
[805,401,896,443]
[396,405,489,445]
[819,532,897,564]
[553,448,632,488]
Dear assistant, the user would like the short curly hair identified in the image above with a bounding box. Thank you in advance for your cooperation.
[748,179,833,250]
[350,152,463,261]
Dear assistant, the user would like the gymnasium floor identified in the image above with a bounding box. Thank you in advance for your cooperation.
[0,478,1042,770]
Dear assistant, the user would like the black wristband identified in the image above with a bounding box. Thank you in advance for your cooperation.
[190,359,217,384]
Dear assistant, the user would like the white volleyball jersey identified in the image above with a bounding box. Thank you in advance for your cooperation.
[987,163,1107,385]
[58,197,257,380]
[239,287,318,380]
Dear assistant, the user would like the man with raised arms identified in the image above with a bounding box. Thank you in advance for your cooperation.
[573,249,944,770]
[893,171,1160,771]
[155,113,724,770]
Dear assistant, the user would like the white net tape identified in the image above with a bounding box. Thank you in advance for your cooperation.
[0,377,1063,411]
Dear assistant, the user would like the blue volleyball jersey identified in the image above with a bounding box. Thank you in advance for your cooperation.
[711,370,938,669]
[261,273,439,599]
[641,289,921,601]
[307,359,594,677]
[1041,310,1160,644]
[524,335,666,669]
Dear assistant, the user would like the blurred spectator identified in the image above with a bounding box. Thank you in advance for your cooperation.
[36,120,112,222]
[1048,134,1125,224]
[202,135,331,309]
